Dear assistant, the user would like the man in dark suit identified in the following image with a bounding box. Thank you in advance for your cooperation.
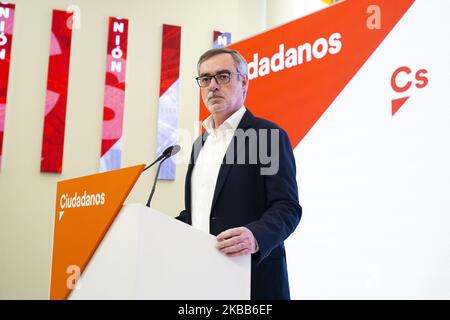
[176,48,301,300]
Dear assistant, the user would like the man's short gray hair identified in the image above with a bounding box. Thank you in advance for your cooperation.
[197,48,248,77]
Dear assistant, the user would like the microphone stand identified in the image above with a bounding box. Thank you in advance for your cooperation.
[143,144,180,208]
[146,156,169,208]
[143,155,164,172]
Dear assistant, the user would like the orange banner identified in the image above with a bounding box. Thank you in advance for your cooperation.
[200,0,415,148]
[50,164,144,300]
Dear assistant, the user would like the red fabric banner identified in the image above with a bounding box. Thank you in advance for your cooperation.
[0,3,15,169]
[40,10,73,173]
[155,24,181,180]
[99,17,129,172]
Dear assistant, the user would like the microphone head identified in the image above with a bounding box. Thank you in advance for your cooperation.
[144,145,182,172]
[162,145,174,157]
[162,145,181,158]
[170,144,181,156]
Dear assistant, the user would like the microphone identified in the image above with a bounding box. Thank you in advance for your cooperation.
[143,145,180,172]
[145,144,181,208]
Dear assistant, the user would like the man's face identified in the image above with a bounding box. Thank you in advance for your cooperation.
[198,53,248,117]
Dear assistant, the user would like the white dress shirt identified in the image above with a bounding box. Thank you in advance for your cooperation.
[191,106,247,234]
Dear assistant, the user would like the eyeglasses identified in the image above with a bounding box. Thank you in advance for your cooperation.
[195,71,241,87]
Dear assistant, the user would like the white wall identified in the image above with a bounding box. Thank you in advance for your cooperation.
[265,0,327,29]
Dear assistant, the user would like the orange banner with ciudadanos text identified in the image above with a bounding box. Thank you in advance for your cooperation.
[200,0,415,148]
[49,164,144,300]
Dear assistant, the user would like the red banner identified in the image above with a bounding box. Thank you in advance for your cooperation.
[99,17,129,172]
[155,24,181,180]
[40,10,73,173]
[0,3,15,169]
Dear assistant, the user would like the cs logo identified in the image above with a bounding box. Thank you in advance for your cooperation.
[391,66,428,116]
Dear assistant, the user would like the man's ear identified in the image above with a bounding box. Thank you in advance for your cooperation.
[242,73,249,96]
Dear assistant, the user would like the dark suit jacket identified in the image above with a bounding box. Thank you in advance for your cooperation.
[176,109,302,300]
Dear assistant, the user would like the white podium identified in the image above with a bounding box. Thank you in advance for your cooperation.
[68,204,251,300]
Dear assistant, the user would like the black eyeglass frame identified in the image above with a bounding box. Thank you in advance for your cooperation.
[195,71,242,87]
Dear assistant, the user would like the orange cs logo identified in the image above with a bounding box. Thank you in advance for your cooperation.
[391,66,428,116]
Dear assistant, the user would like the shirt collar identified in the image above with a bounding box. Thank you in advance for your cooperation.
[202,106,247,134]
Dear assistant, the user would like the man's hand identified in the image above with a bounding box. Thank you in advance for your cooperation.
[216,227,257,257]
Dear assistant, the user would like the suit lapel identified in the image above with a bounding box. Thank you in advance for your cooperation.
[210,110,254,211]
